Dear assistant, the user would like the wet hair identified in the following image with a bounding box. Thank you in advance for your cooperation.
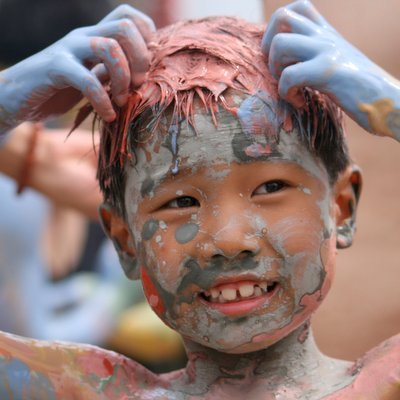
[96,16,350,217]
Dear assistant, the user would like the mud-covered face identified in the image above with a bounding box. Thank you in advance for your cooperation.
[124,97,338,354]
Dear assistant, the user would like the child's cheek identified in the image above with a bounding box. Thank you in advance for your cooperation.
[141,265,166,317]
[318,235,336,297]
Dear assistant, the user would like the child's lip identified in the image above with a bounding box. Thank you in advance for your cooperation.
[199,278,280,317]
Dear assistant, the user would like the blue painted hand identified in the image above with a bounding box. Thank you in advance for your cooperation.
[0,5,155,135]
[261,0,400,140]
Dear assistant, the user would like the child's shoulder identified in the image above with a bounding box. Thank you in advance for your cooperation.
[327,333,400,400]
[0,330,169,399]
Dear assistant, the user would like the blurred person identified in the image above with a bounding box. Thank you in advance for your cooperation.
[0,123,140,344]
[0,0,184,366]
[0,121,184,369]
[0,0,136,345]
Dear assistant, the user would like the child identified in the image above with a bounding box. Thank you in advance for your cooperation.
[0,1,399,399]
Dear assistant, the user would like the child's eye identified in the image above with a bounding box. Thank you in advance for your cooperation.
[165,196,200,209]
[253,180,287,195]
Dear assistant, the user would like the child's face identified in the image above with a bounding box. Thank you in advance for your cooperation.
[116,94,347,354]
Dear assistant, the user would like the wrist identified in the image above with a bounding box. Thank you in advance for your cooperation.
[0,123,32,179]
[0,72,21,131]
[357,71,400,140]
[15,123,41,194]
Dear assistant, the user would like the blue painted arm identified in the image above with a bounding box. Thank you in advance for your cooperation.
[0,5,155,137]
[262,0,400,141]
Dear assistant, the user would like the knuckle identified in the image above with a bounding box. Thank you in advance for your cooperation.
[57,35,77,50]
[53,51,75,67]
[272,33,287,49]
[274,7,291,21]
[67,26,86,38]
[291,0,310,10]
[118,18,136,34]
[93,37,120,54]
[115,4,136,19]
[300,0,312,8]
[138,13,156,31]
[104,37,120,49]
[81,74,101,94]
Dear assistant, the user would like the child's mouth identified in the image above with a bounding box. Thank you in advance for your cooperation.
[199,280,279,316]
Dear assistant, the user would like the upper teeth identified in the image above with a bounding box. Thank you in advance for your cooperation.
[203,281,273,303]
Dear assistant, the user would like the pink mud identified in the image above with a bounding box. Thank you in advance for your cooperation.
[327,334,400,399]
[141,266,166,317]
[103,17,291,168]
[252,237,335,346]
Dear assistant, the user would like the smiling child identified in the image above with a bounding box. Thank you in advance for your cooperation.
[0,1,399,399]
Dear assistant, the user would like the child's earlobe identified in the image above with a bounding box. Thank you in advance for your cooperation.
[335,165,363,249]
[99,203,140,280]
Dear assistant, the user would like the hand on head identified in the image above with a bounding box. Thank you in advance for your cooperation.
[261,0,400,139]
[0,5,155,134]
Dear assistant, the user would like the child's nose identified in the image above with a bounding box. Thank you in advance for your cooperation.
[211,233,261,260]
[200,214,262,260]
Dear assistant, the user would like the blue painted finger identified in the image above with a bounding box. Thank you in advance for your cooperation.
[278,58,324,106]
[262,8,321,57]
[85,19,151,89]
[99,4,156,42]
[91,63,109,84]
[268,33,321,79]
[286,0,330,28]
[57,60,115,121]
[61,32,130,106]
[89,36,130,106]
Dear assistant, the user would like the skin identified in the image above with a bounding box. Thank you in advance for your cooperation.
[123,102,338,351]
[0,1,400,399]
[1,95,395,399]
[262,0,400,141]
[0,123,101,219]
[0,5,155,136]
[98,97,399,398]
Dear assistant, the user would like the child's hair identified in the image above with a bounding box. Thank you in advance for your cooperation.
[96,16,350,217]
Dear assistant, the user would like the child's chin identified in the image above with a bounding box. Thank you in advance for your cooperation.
[187,332,284,354]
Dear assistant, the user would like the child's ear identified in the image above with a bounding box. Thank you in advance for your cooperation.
[99,203,140,280]
[334,165,363,249]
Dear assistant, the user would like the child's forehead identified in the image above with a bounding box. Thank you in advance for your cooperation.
[134,89,285,160]
[127,95,327,195]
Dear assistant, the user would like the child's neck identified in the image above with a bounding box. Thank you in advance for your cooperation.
[172,322,353,398]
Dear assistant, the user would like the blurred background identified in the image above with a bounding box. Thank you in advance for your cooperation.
[0,0,398,365]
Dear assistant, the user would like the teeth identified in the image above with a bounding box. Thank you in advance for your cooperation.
[204,281,275,304]
[254,286,263,297]
[221,288,237,301]
[239,284,254,298]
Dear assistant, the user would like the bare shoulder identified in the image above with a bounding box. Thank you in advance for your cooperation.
[0,330,169,399]
[326,334,400,400]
